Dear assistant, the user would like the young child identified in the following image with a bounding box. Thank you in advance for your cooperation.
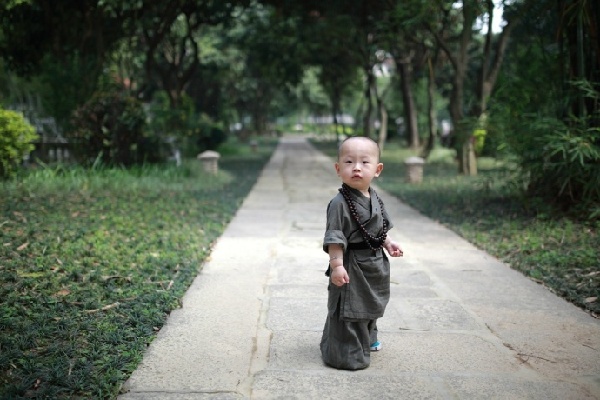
[321,136,403,370]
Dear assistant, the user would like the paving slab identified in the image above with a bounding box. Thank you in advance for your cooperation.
[120,136,600,400]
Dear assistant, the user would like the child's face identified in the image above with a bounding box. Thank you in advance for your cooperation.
[335,138,383,194]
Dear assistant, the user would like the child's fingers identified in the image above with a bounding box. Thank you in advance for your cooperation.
[392,249,403,257]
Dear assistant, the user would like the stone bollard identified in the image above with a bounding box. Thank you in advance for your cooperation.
[197,150,220,174]
[250,140,258,152]
[404,156,425,183]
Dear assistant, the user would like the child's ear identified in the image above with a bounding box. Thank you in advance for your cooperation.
[375,162,383,177]
[335,162,341,175]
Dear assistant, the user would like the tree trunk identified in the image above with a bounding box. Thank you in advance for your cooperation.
[422,56,438,159]
[398,61,420,149]
[363,66,375,138]
[434,1,476,175]
[333,87,342,143]
[378,103,388,152]
[475,1,517,118]
[373,71,391,151]
[353,99,364,134]
[449,64,469,174]
[332,101,340,143]
[462,140,478,176]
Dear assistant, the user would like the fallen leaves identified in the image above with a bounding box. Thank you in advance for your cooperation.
[102,275,132,283]
[53,289,70,297]
[12,211,27,223]
[16,271,44,278]
[84,302,120,314]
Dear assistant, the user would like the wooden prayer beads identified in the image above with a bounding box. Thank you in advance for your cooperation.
[339,184,388,251]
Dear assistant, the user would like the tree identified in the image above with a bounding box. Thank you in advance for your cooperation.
[428,0,522,175]
[262,0,391,139]
[303,13,361,141]
[491,0,600,213]
[136,1,249,110]
[0,0,134,127]
[555,0,599,121]
[379,0,433,150]
[225,3,309,134]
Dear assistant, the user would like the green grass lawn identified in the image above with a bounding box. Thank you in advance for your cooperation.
[312,139,599,317]
[0,138,277,399]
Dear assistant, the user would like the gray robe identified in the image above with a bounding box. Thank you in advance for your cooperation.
[320,186,393,369]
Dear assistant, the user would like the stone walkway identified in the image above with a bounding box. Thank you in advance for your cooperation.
[120,136,600,399]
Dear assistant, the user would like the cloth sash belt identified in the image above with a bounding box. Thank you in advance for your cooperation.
[347,242,371,250]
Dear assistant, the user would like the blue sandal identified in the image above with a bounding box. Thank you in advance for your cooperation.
[370,341,382,351]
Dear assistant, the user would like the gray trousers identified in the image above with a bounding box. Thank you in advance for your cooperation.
[320,300,378,370]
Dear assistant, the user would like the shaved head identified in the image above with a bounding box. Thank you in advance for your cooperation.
[338,137,381,161]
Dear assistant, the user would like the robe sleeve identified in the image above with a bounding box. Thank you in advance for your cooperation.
[323,195,349,253]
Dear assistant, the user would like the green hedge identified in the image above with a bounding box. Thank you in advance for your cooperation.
[0,108,38,179]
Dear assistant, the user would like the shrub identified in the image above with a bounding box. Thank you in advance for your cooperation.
[473,128,487,155]
[489,82,600,219]
[0,108,38,179]
[70,91,146,166]
[194,115,227,154]
[526,118,600,212]
[164,113,227,158]
[146,92,228,158]
[496,114,600,218]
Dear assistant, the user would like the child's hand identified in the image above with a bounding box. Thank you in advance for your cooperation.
[331,265,350,286]
[385,240,404,257]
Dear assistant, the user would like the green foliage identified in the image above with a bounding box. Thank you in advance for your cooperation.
[530,119,599,211]
[4,0,32,9]
[488,78,600,218]
[70,91,147,166]
[298,68,331,116]
[147,92,227,158]
[0,108,38,179]
[0,140,277,398]
[181,111,227,156]
[39,53,102,130]
[495,112,600,217]
[472,129,486,155]
[146,91,181,135]
[196,122,226,153]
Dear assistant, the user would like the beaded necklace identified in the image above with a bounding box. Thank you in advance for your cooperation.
[339,183,388,251]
